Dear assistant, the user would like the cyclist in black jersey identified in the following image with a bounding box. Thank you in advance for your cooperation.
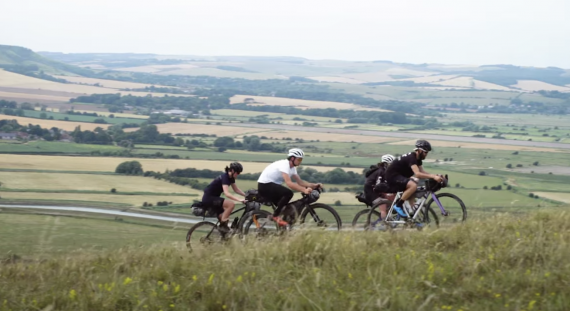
[364,154,395,220]
[385,140,443,218]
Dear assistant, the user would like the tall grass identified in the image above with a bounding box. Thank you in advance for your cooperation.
[1,211,569,310]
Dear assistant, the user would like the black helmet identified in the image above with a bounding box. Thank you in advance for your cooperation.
[415,140,432,152]
[229,162,243,173]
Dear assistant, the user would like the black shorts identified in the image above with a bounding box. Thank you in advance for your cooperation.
[201,195,225,215]
[386,174,412,192]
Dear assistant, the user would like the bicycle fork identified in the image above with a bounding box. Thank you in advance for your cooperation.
[431,193,449,217]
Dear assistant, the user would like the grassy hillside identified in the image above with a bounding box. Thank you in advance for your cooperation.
[0,44,94,76]
[1,211,568,310]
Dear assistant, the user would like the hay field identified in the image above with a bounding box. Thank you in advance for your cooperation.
[430,76,512,91]
[230,94,392,112]
[400,74,459,83]
[133,122,263,136]
[307,76,365,84]
[0,192,194,205]
[0,91,70,102]
[0,171,197,194]
[533,192,570,204]
[0,69,193,100]
[511,80,570,92]
[388,139,564,152]
[54,75,158,89]
[0,115,110,131]
[0,154,361,174]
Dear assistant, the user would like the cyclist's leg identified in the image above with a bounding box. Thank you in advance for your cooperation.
[220,199,235,223]
[258,182,293,217]
[388,175,415,217]
[378,193,395,219]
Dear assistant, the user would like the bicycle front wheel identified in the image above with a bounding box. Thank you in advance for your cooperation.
[241,210,278,238]
[300,203,342,231]
[352,209,382,231]
[425,193,466,227]
[186,221,223,249]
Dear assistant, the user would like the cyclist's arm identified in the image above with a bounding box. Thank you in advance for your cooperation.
[230,183,246,196]
[292,174,318,188]
[411,165,439,180]
[222,184,245,202]
[283,173,311,194]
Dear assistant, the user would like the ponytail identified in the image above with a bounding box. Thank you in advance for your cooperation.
[224,166,230,173]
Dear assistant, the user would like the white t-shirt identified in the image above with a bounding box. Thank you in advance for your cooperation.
[257,159,298,184]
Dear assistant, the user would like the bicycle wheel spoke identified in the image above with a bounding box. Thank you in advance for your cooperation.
[300,204,342,231]
[428,193,467,227]
[186,222,223,250]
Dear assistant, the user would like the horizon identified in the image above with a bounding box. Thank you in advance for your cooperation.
[1,0,569,68]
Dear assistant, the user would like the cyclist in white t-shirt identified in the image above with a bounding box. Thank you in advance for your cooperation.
[258,148,322,226]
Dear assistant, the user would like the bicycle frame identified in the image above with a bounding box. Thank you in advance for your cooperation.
[201,205,248,239]
[384,187,448,225]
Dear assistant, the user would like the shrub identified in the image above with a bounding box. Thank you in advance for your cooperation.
[110,188,116,193]
[334,200,342,206]
[479,171,486,176]
[506,164,512,169]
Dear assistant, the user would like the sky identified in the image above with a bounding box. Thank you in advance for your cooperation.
[1,0,569,68]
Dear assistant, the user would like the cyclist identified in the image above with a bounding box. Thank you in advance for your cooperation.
[364,154,395,220]
[385,140,442,219]
[258,148,321,226]
[202,162,246,232]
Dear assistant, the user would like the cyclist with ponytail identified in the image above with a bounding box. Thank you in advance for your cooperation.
[202,162,246,232]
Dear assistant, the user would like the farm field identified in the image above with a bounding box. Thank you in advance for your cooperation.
[0,140,122,154]
[0,171,197,194]
[0,192,195,206]
[0,214,184,256]
[229,94,392,112]
[15,110,146,125]
[0,154,362,174]
[0,115,111,131]
[53,75,159,89]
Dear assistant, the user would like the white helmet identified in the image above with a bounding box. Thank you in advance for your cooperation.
[287,148,304,158]
[381,154,395,164]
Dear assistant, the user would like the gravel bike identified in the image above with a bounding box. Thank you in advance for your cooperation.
[241,187,342,237]
[185,194,272,249]
[353,175,467,230]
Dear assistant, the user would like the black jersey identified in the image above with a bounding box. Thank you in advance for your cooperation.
[385,152,422,179]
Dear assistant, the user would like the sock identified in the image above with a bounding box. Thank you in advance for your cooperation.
[396,199,404,207]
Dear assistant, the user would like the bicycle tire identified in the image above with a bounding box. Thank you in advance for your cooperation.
[300,203,342,231]
[352,208,381,231]
[185,221,223,249]
[241,210,276,238]
[417,206,440,229]
[425,192,467,226]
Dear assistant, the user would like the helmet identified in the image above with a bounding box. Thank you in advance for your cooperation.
[287,148,304,158]
[415,140,432,152]
[229,162,243,173]
[381,154,395,164]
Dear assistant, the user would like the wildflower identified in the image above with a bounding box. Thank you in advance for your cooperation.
[170,304,175,308]
[348,273,353,279]
[208,273,215,285]
[192,275,197,281]
[69,289,77,300]
[123,277,133,285]
[158,281,164,286]
[528,300,537,310]
[495,294,501,298]
[236,275,243,282]
[174,284,180,293]
[163,284,169,292]
[544,272,550,277]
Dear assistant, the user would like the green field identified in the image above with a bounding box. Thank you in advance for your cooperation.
[21,110,147,125]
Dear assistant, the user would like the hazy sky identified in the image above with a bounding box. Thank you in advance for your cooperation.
[1,0,569,68]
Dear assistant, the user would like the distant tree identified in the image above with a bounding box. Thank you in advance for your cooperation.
[506,164,512,169]
[334,200,342,206]
[479,171,486,176]
[115,161,143,175]
[110,188,117,193]
[40,112,47,119]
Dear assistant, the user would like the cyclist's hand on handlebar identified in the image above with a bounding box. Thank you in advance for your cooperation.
[314,183,323,189]
[241,199,247,204]
[303,187,313,195]
[434,175,443,183]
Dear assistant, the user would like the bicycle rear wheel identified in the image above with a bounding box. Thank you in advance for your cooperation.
[352,209,381,231]
[415,206,439,230]
[186,221,223,249]
[426,193,467,227]
[299,203,342,231]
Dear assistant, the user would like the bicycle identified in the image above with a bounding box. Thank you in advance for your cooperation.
[351,192,384,230]
[240,187,342,238]
[185,193,272,249]
[355,175,467,230]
